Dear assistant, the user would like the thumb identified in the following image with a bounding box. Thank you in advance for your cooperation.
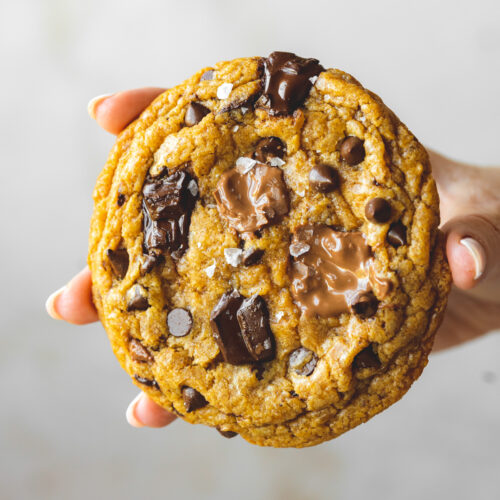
[442,214,500,301]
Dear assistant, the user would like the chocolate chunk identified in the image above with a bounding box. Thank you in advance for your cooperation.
[236,295,275,362]
[182,386,208,412]
[350,291,379,319]
[309,164,339,193]
[339,136,365,165]
[365,197,391,223]
[242,247,264,266]
[185,102,210,127]
[253,137,286,163]
[126,285,150,312]
[117,193,126,206]
[210,290,253,364]
[219,92,260,114]
[105,248,129,279]
[141,253,164,275]
[387,221,407,247]
[167,308,193,337]
[353,345,381,370]
[217,428,238,439]
[258,51,324,115]
[200,69,214,81]
[289,347,318,376]
[142,170,198,260]
[134,375,159,389]
[129,338,153,363]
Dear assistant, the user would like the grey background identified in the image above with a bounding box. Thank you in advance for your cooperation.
[1,0,499,499]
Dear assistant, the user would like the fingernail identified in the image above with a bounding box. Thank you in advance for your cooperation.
[126,393,145,428]
[45,286,66,320]
[87,93,113,120]
[460,237,486,280]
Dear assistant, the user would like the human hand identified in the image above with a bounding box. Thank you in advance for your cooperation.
[45,88,500,428]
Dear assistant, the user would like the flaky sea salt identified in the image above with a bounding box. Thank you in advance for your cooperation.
[263,338,272,349]
[232,125,239,132]
[235,156,257,173]
[275,311,284,322]
[187,179,198,197]
[289,242,310,257]
[240,107,248,114]
[309,75,318,85]
[217,82,233,99]
[268,157,285,167]
[224,248,243,267]
[204,261,216,278]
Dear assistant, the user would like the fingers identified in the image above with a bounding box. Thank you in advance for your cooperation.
[45,267,99,325]
[126,392,177,428]
[443,214,500,300]
[88,87,166,135]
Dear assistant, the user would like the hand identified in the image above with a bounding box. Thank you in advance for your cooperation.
[45,89,500,428]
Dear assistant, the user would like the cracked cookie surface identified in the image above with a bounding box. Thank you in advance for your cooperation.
[88,52,451,447]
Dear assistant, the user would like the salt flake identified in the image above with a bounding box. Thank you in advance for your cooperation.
[205,261,216,278]
[187,179,198,197]
[224,248,243,267]
[235,156,257,173]
[217,82,233,99]
[289,242,310,257]
[268,157,285,167]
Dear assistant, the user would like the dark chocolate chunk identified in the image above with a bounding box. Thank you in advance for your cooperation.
[236,295,275,362]
[127,285,150,312]
[134,375,160,389]
[253,137,286,163]
[353,345,381,370]
[200,69,214,81]
[142,170,198,260]
[182,386,208,412]
[167,308,193,337]
[339,136,365,165]
[309,164,339,193]
[258,51,324,116]
[289,390,299,398]
[387,221,407,247]
[219,92,260,114]
[350,291,379,319]
[185,102,210,127]
[141,253,164,275]
[217,428,238,439]
[288,347,318,376]
[106,248,129,279]
[210,290,253,364]
[129,338,153,363]
[242,247,265,266]
[365,197,392,223]
[117,193,126,206]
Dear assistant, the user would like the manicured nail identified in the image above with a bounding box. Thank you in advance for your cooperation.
[126,393,145,428]
[45,286,66,320]
[460,237,486,280]
[87,93,113,120]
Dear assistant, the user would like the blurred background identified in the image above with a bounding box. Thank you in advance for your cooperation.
[1,0,499,499]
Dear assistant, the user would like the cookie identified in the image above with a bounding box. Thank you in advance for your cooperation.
[88,52,451,447]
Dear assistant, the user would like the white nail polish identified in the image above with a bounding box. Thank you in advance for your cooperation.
[126,393,145,428]
[87,93,113,119]
[460,237,486,280]
[45,286,66,320]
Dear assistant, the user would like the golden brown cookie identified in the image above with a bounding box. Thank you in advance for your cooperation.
[88,52,451,447]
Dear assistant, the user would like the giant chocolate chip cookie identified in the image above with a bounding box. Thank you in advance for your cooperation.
[88,52,451,447]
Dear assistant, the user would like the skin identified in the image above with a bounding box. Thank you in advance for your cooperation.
[46,88,500,428]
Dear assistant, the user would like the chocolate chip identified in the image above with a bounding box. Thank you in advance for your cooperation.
[353,345,381,370]
[141,253,164,275]
[117,193,126,206]
[309,164,339,193]
[200,69,214,81]
[210,290,253,365]
[142,170,198,260]
[350,291,379,319]
[242,247,264,266]
[182,386,208,412]
[258,51,324,115]
[185,102,210,127]
[134,375,159,389]
[253,137,286,163]
[339,136,365,165]
[236,295,275,362]
[167,308,193,337]
[387,221,407,247]
[365,198,391,223]
[127,285,150,312]
[129,338,153,363]
[105,248,129,279]
[289,390,299,398]
[217,428,238,438]
[289,347,318,376]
